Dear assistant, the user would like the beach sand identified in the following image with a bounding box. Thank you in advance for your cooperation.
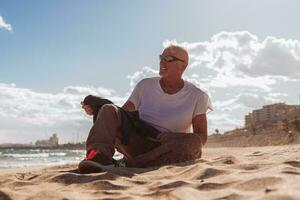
[1,145,300,200]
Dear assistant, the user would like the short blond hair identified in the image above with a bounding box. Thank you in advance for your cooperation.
[164,44,189,66]
[164,44,188,54]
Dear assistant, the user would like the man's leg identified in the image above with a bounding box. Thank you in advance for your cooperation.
[85,104,160,162]
[85,104,122,163]
[114,130,161,160]
[84,104,201,168]
[125,133,202,168]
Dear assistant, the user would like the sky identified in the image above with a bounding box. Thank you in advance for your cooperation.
[1,0,300,144]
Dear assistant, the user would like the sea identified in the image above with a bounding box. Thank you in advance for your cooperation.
[0,148,123,169]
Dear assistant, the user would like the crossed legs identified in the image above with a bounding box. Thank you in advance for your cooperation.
[86,104,202,167]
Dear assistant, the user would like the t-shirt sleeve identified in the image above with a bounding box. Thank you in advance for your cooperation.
[127,80,144,109]
[192,92,213,118]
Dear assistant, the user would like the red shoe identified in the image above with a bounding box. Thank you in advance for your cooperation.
[78,149,114,174]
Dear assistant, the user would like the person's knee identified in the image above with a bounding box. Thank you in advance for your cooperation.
[185,134,202,148]
[183,134,202,159]
[101,104,117,112]
[96,104,118,120]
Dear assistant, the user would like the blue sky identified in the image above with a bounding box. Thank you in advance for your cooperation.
[1,1,300,143]
[2,0,300,93]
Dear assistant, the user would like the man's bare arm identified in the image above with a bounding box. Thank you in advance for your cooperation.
[122,100,136,112]
[192,113,208,145]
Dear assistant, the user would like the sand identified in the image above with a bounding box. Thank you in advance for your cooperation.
[1,145,300,200]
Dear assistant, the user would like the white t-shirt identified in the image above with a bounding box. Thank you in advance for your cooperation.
[128,77,213,133]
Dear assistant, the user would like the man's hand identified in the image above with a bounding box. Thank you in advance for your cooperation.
[81,102,93,116]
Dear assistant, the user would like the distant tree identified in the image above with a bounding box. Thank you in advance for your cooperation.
[292,118,300,132]
[282,119,289,132]
[214,129,220,135]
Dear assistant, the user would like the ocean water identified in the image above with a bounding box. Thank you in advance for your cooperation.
[0,148,85,169]
[0,148,123,169]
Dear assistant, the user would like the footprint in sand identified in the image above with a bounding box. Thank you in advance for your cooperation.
[86,180,129,190]
[53,173,128,190]
[196,168,227,179]
[197,182,233,191]
[157,181,188,190]
[50,172,118,185]
[50,173,93,185]
[235,177,282,191]
[209,156,238,165]
[284,161,300,168]
[130,180,148,185]
[15,173,39,181]
[235,163,272,171]
[236,164,260,171]
[101,190,123,195]
[282,170,300,175]
[245,151,265,157]
[281,166,300,175]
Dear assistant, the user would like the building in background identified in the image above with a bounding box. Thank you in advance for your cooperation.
[35,134,59,147]
[245,103,300,127]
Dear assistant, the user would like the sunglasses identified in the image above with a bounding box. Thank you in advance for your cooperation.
[159,54,186,63]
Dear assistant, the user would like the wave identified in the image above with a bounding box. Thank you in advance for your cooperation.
[0,159,81,169]
[2,152,70,158]
[4,153,50,158]
[0,149,123,169]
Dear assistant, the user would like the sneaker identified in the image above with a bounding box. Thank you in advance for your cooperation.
[78,149,114,174]
[113,158,126,168]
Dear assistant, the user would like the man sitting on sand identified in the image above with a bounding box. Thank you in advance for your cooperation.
[79,45,213,173]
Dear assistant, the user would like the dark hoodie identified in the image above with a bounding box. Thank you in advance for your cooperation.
[83,95,160,145]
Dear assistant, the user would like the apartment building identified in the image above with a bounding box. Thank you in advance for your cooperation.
[245,103,300,127]
[35,134,59,147]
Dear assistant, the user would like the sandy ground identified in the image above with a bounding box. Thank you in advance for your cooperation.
[1,145,300,200]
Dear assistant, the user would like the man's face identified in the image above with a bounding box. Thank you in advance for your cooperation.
[159,47,188,79]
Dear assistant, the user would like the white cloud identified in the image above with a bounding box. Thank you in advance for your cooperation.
[207,112,244,133]
[268,92,288,98]
[232,93,280,109]
[166,31,300,90]
[155,31,300,133]
[127,66,158,89]
[2,31,300,143]
[0,16,12,32]
[0,83,126,143]
[63,86,115,97]
[249,37,300,78]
